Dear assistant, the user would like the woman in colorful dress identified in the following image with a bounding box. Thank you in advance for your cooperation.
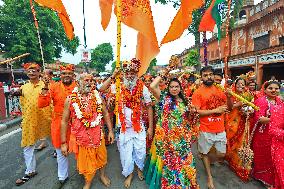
[225,77,254,181]
[270,103,284,189]
[251,80,282,187]
[144,72,199,189]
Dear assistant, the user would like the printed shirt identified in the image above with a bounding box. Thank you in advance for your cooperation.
[192,84,227,133]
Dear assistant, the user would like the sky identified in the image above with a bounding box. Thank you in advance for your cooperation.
[60,0,198,70]
[2,0,263,70]
[60,0,263,70]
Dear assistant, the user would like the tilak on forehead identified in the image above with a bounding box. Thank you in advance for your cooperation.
[23,62,41,70]
[122,58,141,73]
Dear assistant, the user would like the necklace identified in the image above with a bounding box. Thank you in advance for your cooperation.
[70,87,103,128]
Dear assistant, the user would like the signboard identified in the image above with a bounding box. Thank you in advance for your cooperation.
[81,49,91,63]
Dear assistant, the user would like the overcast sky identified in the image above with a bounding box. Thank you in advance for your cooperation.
[1,0,263,69]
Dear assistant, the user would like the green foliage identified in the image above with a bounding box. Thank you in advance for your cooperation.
[90,43,113,73]
[147,58,157,75]
[111,60,122,72]
[0,0,79,67]
[185,49,200,67]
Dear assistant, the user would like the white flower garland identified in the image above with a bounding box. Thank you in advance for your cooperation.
[71,87,103,128]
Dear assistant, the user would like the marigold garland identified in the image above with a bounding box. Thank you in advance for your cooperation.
[70,87,103,128]
[118,80,144,133]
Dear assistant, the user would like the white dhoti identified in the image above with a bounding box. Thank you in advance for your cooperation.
[118,127,146,177]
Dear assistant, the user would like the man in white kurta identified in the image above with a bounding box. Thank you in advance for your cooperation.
[116,58,154,188]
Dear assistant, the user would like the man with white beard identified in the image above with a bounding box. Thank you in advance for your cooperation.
[100,58,154,188]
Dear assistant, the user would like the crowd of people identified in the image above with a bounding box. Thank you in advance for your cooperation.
[10,59,284,189]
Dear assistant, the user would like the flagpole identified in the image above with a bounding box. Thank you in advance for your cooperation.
[115,0,122,124]
[29,0,45,69]
[224,0,232,85]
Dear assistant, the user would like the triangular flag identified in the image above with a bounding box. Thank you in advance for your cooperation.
[34,0,74,40]
[161,0,204,45]
[199,0,226,41]
[99,0,114,30]
[100,0,160,76]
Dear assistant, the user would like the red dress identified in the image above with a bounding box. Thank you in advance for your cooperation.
[251,96,282,186]
[270,103,284,189]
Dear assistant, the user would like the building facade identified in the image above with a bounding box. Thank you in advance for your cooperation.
[179,0,284,87]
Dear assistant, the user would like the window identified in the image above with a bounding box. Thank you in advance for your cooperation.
[254,33,270,51]
[279,36,284,45]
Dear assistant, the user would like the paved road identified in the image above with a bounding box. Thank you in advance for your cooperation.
[0,127,265,189]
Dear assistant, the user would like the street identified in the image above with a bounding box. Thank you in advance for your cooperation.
[0,126,265,189]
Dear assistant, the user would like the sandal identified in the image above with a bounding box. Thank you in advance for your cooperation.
[15,172,38,186]
[35,144,48,151]
[52,150,57,158]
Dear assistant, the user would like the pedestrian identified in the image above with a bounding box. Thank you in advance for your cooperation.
[35,69,54,151]
[38,64,77,189]
[144,67,199,189]
[60,73,114,189]
[14,63,51,186]
[251,80,282,188]
[270,103,284,189]
[191,66,232,189]
[225,77,254,181]
[213,71,223,85]
[101,58,154,188]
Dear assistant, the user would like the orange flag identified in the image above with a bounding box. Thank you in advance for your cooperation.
[199,0,216,32]
[33,0,74,40]
[161,0,204,45]
[99,0,114,30]
[100,0,160,76]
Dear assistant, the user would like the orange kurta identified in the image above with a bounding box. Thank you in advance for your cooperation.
[38,81,76,148]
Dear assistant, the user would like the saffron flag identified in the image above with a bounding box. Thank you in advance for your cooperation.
[99,0,113,30]
[33,0,74,40]
[199,0,226,41]
[161,0,204,45]
[100,0,160,76]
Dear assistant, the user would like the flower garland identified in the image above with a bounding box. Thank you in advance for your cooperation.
[70,87,103,128]
[118,80,144,133]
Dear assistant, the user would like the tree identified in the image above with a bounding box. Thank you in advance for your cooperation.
[90,43,113,73]
[111,60,121,72]
[147,58,157,75]
[185,49,200,67]
[0,0,79,67]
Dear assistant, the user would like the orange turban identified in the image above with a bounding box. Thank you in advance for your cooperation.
[23,63,41,70]
[59,64,75,71]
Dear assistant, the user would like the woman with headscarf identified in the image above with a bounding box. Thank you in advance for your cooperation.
[225,77,254,181]
[251,80,283,187]
[270,103,284,189]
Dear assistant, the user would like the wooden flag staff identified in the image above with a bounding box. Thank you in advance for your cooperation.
[224,0,232,84]
[29,0,45,69]
[115,0,122,124]
[0,53,30,65]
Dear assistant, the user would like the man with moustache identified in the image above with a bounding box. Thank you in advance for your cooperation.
[192,66,232,189]
[38,64,76,189]
[100,58,154,188]
[13,63,51,186]
[61,73,114,189]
